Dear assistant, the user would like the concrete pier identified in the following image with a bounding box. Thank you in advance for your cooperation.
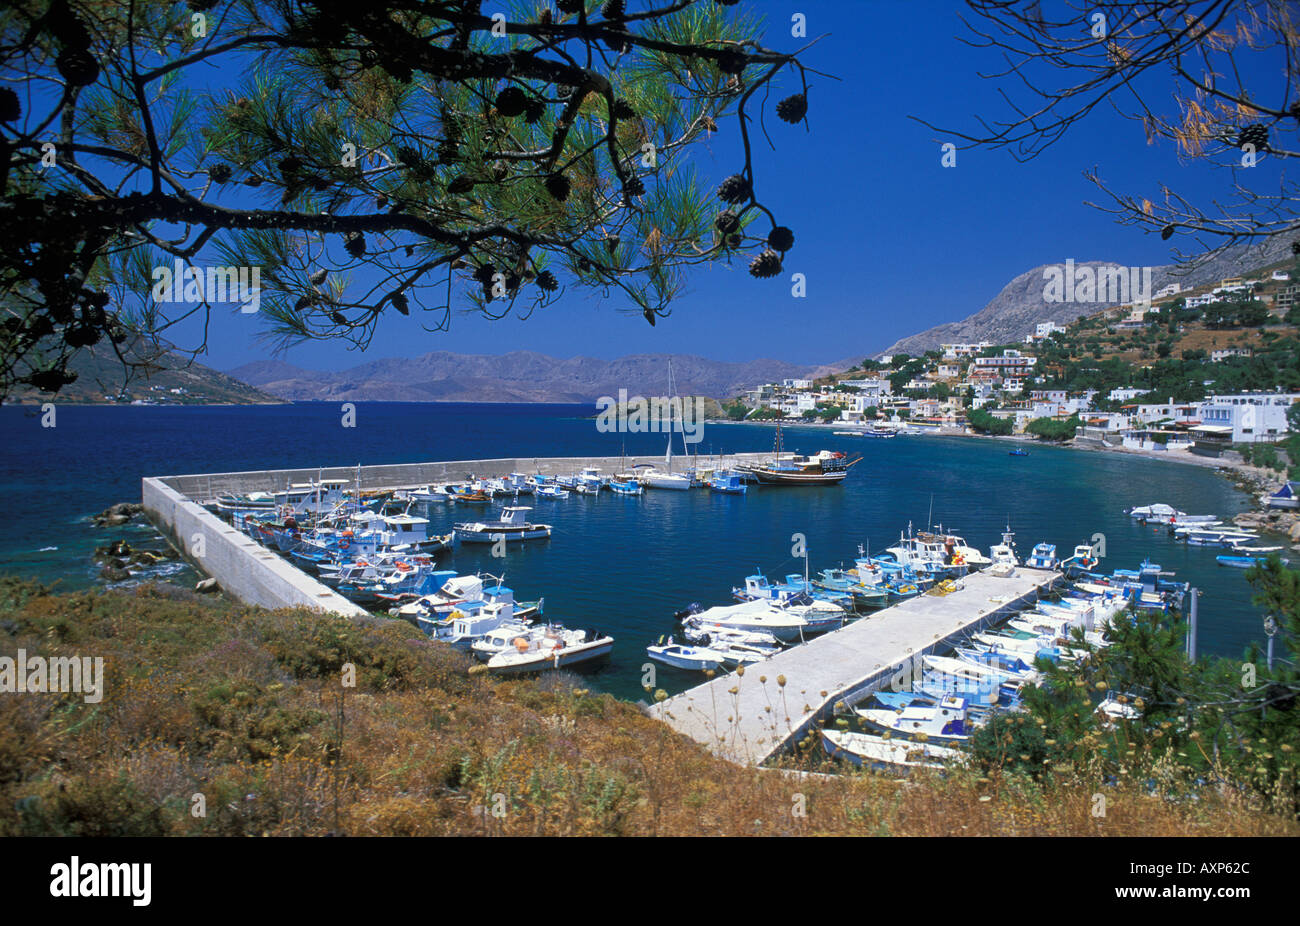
[649,567,1060,766]
[143,453,771,614]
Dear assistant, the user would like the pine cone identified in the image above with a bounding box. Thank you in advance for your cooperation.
[623,176,645,197]
[767,226,794,251]
[472,264,497,284]
[278,155,304,176]
[63,324,101,348]
[344,231,367,258]
[545,172,571,201]
[716,173,751,204]
[557,0,582,13]
[329,310,348,326]
[1161,225,1176,241]
[643,306,656,326]
[602,0,625,19]
[48,10,92,51]
[1237,124,1268,151]
[448,174,476,194]
[56,48,99,87]
[536,270,558,292]
[524,99,547,124]
[495,86,528,118]
[715,210,740,235]
[605,235,620,254]
[612,99,636,120]
[1292,241,1300,256]
[776,94,807,124]
[390,292,410,315]
[716,50,746,75]
[725,233,742,249]
[207,164,232,184]
[26,368,77,393]
[749,249,783,279]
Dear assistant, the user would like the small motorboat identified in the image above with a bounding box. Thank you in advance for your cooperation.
[454,506,552,543]
[821,729,960,770]
[645,639,730,672]
[484,624,614,674]
[854,696,972,744]
[709,471,748,494]
[1008,448,1029,457]
[1025,542,1059,569]
[1217,553,1288,568]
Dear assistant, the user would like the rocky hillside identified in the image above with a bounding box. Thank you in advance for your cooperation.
[6,340,285,405]
[878,236,1295,358]
[229,352,834,403]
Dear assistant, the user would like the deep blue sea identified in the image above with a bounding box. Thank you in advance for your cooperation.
[0,402,1280,700]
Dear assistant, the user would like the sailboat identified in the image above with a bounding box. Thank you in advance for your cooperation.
[746,421,860,485]
[641,360,693,490]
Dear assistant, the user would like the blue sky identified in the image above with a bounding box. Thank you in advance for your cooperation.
[178,0,1286,372]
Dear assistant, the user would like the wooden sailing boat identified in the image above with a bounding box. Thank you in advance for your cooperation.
[747,421,862,485]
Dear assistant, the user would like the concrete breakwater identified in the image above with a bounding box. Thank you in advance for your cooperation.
[142,453,773,616]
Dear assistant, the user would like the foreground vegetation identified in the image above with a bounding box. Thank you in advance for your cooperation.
[0,578,1295,837]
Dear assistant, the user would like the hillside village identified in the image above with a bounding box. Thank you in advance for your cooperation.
[729,258,1300,472]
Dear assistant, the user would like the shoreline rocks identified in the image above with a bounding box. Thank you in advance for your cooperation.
[93,502,143,527]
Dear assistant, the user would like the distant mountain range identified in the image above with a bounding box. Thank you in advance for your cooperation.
[877,236,1296,358]
[229,352,843,403]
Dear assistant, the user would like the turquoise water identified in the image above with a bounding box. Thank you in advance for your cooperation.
[0,403,1277,701]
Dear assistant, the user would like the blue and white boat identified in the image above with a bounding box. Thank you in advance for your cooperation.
[454,506,553,543]
[609,478,643,496]
[1025,542,1059,569]
[854,696,973,744]
[709,471,747,494]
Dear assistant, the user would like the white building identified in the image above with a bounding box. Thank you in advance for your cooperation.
[1108,387,1144,402]
[940,342,991,360]
[1155,283,1182,298]
[1196,393,1298,443]
[1210,347,1253,363]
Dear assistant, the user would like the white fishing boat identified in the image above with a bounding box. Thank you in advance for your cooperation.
[821,729,960,770]
[680,620,782,650]
[484,624,614,674]
[1129,503,1185,521]
[854,696,972,744]
[684,598,810,642]
[645,639,731,671]
[472,622,547,660]
[454,506,552,543]
[922,653,1033,686]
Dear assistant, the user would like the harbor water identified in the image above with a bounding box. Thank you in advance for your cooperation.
[0,402,1274,701]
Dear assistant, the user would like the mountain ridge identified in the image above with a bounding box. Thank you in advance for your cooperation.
[877,236,1295,358]
[229,351,844,403]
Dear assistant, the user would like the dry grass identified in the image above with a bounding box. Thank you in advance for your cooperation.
[0,579,1294,837]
